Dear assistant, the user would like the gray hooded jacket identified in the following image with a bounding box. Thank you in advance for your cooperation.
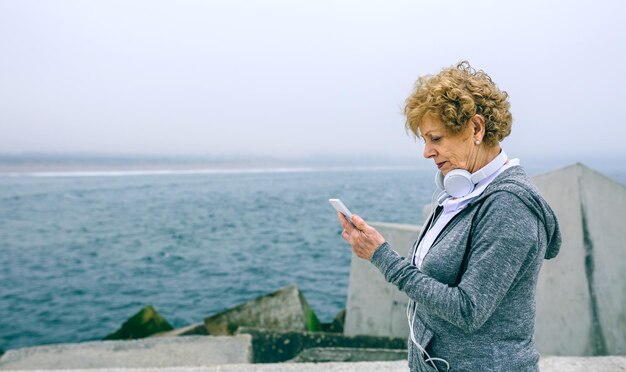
[371,166,561,371]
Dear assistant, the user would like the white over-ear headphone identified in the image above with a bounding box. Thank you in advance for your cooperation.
[435,150,507,204]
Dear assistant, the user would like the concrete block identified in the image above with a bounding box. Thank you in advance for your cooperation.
[204,284,321,335]
[534,163,626,355]
[288,347,407,363]
[343,222,419,338]
[0,335,252,370]
[236,327,406,363]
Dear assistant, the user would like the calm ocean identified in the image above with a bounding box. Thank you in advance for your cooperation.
[0,166,435,351]
[2,163,625,352]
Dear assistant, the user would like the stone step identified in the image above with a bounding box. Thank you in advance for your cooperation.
[0,335,251,370]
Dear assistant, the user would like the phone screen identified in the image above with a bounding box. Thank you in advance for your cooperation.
[329,198,353,221]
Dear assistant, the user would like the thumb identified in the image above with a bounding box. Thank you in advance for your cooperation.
[351,214,368,231]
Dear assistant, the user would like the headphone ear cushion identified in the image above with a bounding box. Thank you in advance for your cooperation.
[444,169,474,198]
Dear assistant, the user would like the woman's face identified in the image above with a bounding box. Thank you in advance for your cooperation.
[419,115,478,176]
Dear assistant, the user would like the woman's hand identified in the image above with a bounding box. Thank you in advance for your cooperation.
[337,212,386,261]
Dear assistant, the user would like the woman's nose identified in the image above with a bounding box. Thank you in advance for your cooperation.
[423,143,435,159]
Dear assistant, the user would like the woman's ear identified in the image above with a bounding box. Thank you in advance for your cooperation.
[471,114,486,140]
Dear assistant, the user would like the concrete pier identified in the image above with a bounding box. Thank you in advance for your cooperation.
[1,357,626,372]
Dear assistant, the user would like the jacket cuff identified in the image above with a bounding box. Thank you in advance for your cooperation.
[371,241,396,271]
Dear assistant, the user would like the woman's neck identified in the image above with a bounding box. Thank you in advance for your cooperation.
[469,145,502,174]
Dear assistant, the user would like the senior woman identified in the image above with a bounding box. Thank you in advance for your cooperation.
[337,61,561,371]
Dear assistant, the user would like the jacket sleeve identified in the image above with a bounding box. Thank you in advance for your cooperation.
[370,191,540,333]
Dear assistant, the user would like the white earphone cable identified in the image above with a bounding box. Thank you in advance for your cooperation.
[406,189,450,371]
[406,301,450,371]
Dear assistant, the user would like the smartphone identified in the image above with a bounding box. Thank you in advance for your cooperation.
[329,198,354,223]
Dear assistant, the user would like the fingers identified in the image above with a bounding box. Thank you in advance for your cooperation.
[339,212,361,232]
[351,214,365,229]
[338,212,353,243]
[337,212,351,230]
[336,211,366,230]
[336,212,385,261]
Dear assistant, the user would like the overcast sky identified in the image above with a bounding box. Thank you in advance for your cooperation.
[1,0,625,167]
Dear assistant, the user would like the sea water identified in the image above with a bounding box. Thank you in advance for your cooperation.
[0,167,435,351]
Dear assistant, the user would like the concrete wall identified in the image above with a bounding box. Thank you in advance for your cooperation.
[343,222,419,338]
[533,164,593,355]
[534,163,626,355]
[0,335,252,370]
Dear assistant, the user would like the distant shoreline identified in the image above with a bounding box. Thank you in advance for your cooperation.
[0,165,424,178]
[0,153,424,176]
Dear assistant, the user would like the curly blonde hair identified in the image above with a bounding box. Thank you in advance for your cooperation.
[404,61,512,146]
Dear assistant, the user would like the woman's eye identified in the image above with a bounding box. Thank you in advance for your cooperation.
[431,136,442,143]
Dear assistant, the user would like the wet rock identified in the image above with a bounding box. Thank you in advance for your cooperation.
[320,309,346,333]
[104,305,173,340]
[204,284,321,335]
[236,327,406,363]
[332,309,346,332]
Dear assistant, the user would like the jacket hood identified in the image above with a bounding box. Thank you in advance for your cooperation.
[473,166,561,259]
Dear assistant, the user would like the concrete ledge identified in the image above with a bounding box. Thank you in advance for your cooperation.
[0,361,408,372]
[0,357,625,372]
[287,347,407,363]
[236,327,406,363]
[540,356,626,371]
[0,336,252,370]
